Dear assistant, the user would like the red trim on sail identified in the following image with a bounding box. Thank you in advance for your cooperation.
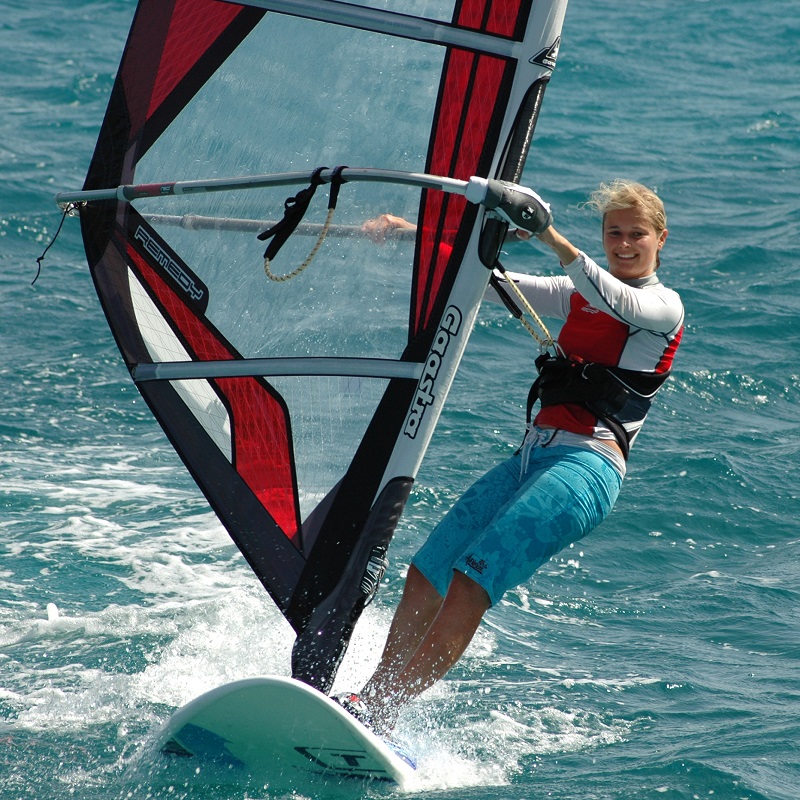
[486,1,527,37]
[148,0,244,119]
[412,0,526,334]
[125,243,300,543]
[116,0,249,146]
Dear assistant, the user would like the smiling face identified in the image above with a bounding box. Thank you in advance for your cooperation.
[603,206,668,280]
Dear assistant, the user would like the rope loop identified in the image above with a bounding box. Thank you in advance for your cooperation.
[33,203,76,286]
[265,206,336,282]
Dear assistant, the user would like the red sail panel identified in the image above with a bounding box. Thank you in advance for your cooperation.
[215,375,298,542]
[124,241,300,543]
[148,1,245,119]
[117,3,175,146]
[113,0,257,158]
[455,0,528,37]
[414,50,510,334]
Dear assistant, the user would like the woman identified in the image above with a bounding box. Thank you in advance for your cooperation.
[345,180,684,734]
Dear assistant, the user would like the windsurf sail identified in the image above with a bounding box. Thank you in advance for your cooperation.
[62,0,568,692]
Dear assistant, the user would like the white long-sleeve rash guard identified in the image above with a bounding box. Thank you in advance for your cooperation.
[485,250,684,458]
[488,251,684,342]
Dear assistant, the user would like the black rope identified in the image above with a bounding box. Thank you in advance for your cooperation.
[33,205,72,286]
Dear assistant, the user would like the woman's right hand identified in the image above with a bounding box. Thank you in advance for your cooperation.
[511,228,533,241]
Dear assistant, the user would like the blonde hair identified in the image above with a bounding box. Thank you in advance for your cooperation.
[585,180,667,235]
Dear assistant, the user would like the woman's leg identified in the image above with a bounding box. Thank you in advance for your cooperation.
[360,458,521,731]
[364,567,490,732]
[363,564,444,699]
[362,447,621,731]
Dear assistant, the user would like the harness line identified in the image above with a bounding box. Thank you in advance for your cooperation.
[264,205,336,282]
[492,264,557,352]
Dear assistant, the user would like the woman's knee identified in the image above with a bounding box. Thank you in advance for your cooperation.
[447,569,492,616]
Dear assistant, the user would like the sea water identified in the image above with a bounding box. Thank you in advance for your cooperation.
[2,1,799,798]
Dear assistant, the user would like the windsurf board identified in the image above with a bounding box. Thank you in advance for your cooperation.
[157,676,415,786]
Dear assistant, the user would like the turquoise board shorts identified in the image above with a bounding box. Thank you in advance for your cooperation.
[412,437,623,606]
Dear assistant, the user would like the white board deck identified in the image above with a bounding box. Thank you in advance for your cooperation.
[156,676,416,785]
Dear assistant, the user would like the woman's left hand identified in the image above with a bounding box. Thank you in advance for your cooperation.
[361,214,416,244]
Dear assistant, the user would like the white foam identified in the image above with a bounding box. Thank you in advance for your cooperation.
[1,442,636,792]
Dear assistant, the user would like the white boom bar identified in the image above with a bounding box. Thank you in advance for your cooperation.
[54,168,470,208]
[54,169,549,236]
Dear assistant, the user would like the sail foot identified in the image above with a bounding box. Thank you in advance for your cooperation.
[291,477,413,694]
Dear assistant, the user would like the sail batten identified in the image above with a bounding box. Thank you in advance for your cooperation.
[70,0,569,693]
[235,0,528,54]
[132,357,424,381]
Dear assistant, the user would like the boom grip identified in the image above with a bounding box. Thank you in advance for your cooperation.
[466,177,553,235]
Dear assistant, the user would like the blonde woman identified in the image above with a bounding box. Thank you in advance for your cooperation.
[344,181,684,733]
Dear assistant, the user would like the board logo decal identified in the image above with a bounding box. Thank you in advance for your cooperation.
[294,746,385,774]
[404,305,463,439]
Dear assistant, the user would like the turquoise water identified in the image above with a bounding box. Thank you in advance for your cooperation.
[2,1,800,798]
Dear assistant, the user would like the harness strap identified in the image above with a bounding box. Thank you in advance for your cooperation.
[526,354,670,461]
[258,166,327,262]
[259,166,348,282]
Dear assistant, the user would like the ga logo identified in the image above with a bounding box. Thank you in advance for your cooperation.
[530,37,561,71]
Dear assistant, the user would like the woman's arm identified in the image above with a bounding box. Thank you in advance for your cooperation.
[535,225,581,265]
[513,227,683,334]
[361,214,417,244]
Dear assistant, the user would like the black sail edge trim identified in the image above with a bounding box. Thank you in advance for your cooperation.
[137,380,305,614]
[286,375,417,634]
[290,476,414,693]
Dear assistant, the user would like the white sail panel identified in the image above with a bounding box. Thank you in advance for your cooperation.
[129,271,234,460]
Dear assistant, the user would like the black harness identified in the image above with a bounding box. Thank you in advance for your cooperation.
[526,353,670,460]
